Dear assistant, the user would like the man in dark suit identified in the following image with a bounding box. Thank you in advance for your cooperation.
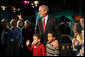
[35,5,60,45]
[76,18,84,34]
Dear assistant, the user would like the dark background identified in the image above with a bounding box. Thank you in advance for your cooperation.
[1,0,84,27]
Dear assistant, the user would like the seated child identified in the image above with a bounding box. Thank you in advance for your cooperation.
[26,33,46,56]
[46,32,59,56]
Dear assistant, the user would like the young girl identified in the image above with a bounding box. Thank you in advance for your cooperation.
[46,32,59,56]
[26,33,46,56]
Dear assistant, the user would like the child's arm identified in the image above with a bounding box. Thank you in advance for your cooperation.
[27,45,33,51]
[41,44,46,56]
[26,40,33,51]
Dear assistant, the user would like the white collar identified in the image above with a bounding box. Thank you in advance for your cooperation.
[43,15,48,20]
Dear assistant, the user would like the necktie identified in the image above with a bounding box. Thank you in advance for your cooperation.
[43,19,45,33]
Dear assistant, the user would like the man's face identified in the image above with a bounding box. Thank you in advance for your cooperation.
[24,22,30,28]
[48,33,54,42]
[33,36,40,44]
[39,7,47,18]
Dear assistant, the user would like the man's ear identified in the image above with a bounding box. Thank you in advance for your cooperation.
[45,10,48,14]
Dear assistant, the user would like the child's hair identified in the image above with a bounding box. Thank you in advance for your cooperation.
[48,31,56,37]
[33,33,41,40]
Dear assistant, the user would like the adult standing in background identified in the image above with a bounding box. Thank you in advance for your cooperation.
[7,19,22,56]
[1,19,9,56]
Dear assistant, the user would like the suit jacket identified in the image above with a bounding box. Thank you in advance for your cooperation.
[35,15,61,44]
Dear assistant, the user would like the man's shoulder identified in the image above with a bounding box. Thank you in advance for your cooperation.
[37,17,42,21]
[48,15,56,19]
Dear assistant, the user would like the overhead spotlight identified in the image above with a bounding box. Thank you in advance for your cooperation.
[34,1,39,5]
[28,1,29,4]
[35,4,37,7]
[24,1,29,4]
[17,8,20,11]
[12,6,16,11]
[1,6,7,10]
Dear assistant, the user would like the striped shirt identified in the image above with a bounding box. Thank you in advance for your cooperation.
[46,43,59,56]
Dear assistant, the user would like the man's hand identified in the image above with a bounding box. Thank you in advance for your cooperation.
[51,40,59,48]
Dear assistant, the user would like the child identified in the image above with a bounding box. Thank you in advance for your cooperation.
[46,32,59,56]
[77,30,84,56]
[26,33,46,56]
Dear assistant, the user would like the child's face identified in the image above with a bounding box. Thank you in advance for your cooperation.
[48,33,55,42]
[33,36,40,44]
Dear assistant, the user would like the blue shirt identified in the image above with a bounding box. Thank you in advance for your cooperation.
[8,27,22,44]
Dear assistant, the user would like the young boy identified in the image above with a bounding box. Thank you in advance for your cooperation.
[46,32,59,56]
[26,33,46,56]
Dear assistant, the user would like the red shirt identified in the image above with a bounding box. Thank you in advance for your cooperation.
[27,43,46,56]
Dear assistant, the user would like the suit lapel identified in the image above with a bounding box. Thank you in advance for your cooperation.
[39,18,44,34]
[45,16,50,33]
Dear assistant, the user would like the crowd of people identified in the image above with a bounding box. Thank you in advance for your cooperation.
[0,5,84,56]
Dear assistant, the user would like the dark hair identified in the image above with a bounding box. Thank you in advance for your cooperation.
[48,31,56,37]
[24,20,31,24]
[33,33,41,40]
[1,19,7,24]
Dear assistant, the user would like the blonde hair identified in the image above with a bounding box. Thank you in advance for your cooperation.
[10,19,17,27]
